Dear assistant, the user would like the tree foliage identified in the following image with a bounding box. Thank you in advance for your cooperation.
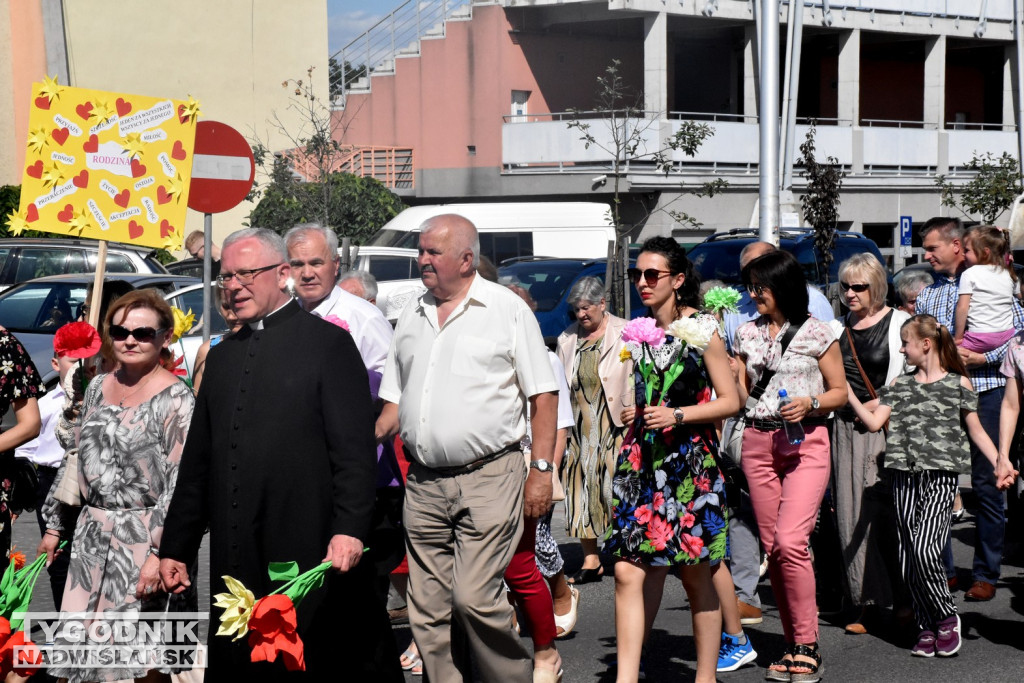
[936,151,1024,225]
[566,59,724,231]
[248,170,403,243]
[329,57,366,101]
[247,67,400,245]
[798,124,846,282]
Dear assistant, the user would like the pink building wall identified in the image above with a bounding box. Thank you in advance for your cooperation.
[7,0,47,185]
[336,5,641,171]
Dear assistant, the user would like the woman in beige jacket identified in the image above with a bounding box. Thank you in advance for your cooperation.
[556,277,632,583]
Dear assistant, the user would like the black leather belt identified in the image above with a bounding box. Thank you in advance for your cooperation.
[408,442,520,476]
[750,417,828,432]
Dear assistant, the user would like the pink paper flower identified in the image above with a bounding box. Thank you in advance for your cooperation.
[323,315,349,332]
[621,317,665,347]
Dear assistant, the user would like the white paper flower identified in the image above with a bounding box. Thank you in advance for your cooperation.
[668,317,712,354]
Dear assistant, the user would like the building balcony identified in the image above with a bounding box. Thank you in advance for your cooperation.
[501,112,1018,180]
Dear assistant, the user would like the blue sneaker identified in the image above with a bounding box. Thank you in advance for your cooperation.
[717,632,757,672]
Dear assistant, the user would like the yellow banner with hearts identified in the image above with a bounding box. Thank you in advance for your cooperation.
[7,77,200,250]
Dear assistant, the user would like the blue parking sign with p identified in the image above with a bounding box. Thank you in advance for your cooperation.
[900,216,912,246]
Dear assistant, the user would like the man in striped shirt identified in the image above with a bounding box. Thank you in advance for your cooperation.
[916,216,1024,602]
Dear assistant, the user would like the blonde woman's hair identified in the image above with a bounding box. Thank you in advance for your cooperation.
[837,253,888,313]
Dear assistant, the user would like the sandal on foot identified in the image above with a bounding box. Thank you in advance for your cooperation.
[567,567,604,585]
[554,586,580,638]
[765,647,793,682]
[789,643,823,683]
[400,647,422,671]
[533,668,564,683]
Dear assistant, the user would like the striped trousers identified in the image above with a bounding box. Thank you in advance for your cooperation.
[891,469,959,631]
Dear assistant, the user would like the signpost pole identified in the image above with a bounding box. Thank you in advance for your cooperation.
[87,241,108,329]
[203,212,212,343]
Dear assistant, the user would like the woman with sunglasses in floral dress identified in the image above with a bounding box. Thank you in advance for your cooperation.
[604,237,740,683]
[41,289,196,683]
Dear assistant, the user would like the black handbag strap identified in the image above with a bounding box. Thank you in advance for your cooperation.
[745,320,804,410]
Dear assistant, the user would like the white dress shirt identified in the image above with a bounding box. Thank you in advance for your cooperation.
[15,384,64,468]
[380,274,559,468]
[311,285,394,375]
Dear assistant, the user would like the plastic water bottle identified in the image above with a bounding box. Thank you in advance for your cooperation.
[777,389,805,445]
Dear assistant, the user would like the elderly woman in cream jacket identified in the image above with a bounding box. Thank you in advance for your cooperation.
[828,253,912,634]
[555,276,632,584]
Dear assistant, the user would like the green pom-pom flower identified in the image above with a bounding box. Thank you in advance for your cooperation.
[703,286,741,314]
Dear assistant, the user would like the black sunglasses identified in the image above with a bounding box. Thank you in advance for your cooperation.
[627,268,672,285]
[840,282,870,293]
[108,325,167,343]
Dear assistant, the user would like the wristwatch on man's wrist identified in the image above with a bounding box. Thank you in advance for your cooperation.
[673,408,685,425]
[529,460,554,472]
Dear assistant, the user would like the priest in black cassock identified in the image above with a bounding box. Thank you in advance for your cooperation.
[159,227,402,681]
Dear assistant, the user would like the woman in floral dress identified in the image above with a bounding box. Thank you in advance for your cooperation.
[41,289,196,683]
[0,330,44,565]
[605,237,740,683]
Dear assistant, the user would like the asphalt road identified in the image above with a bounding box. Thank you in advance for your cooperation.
[13,499,1024,682]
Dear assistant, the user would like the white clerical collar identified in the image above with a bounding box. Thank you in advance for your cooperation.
[248,299,293,331]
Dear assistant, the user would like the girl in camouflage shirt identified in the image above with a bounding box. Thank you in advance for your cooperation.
[850,314,1015,660]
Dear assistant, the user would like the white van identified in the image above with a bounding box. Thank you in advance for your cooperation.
[350,202,617,318]
[350,202,618,316]
[362,202,617,263]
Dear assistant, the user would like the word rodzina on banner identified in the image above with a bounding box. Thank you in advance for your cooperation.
[9,77,200,251]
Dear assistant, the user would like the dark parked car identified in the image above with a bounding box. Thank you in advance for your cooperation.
[687,228,887,287]
[0,238,168,292]
[497,257,644,345]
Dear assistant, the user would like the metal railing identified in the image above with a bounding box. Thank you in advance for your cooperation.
[861,118,934,129]
[330,0,473,106]
[284,145,415,190]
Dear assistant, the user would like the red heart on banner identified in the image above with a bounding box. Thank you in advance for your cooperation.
[26,161,43,179]
[171,140,187,161]
[35,96,50,110]
[25,204,39,223]
[127,220,144,239]
[116,98,132,117]
[177,104,188,123]
[51,127,70,146]
[114,189,130,208]
[130,159,147,178]
[57,204,74,222]
[76,102,93,120]
[83,134,99,153]
[156,186,171,205]
[160,219,174,238]
[72,170,89,189]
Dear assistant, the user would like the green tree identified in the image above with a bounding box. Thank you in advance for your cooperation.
[936,151,1024,224]
[329,57,366,102]
[797,124,846,284]
[249,170,403,243]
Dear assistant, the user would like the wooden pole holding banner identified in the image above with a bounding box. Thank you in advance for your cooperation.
[86,241,108,329]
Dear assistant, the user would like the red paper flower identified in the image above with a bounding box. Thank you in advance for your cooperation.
[0,629,42,677]
[8,548,25,571]
[247,594,306,671]
[53,322,101,359]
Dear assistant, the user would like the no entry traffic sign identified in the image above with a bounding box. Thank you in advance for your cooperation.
[187,120,255,214]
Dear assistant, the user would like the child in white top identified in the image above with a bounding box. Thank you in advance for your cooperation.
[954,226,1017,353]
